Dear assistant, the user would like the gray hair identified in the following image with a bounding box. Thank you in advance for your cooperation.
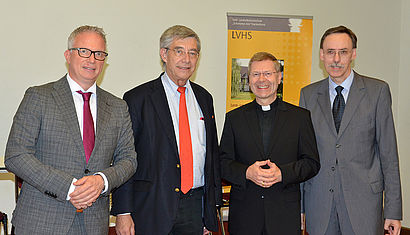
[67,25,106,49]
[159,25,200,67]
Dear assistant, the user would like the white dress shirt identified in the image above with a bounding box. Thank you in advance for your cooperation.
[162,72,206,189]
[66,74,108,200]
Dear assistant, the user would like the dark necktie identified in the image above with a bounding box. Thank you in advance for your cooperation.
[177,87,193,194]
[332,86,345,133]
[77,91,95,163]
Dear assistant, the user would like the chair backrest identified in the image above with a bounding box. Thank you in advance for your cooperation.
[0,211,8,235]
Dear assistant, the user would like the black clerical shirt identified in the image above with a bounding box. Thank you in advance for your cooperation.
[255,99,279,156]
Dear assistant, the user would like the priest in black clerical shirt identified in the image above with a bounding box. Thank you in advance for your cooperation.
[219,52,320,235]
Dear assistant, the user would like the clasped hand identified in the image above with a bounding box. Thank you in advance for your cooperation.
[246,160,282,188]
[69,175,104,210]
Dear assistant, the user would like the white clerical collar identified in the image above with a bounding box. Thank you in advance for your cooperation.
[261,105,271,111]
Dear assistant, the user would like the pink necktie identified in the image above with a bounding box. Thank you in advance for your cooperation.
[177,87,193,194]
[77,91,95,163]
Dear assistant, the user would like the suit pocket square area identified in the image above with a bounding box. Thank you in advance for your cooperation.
[370,180,384,193]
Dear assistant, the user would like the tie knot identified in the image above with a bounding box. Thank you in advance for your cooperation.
[77,91,92,101]
[335,86,344,95]
[177,87,186,94]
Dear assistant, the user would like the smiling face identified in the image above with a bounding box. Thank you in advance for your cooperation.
[249,59,282,106]
[160,37,199,86]
[320,33,356,84]
[64,31,106,90]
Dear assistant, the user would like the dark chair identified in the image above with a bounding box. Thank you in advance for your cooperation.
[0,211,8,235]
[10,176,22,235]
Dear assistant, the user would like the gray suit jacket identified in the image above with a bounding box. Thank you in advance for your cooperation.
[5,76,137,235]
[299,71,402,235]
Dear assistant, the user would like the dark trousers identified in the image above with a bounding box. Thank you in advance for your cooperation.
[169,187,204,235]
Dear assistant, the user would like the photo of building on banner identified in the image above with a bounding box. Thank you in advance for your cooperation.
[226,13,313,112]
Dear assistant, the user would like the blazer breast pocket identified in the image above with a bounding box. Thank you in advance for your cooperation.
[370,180,384,194]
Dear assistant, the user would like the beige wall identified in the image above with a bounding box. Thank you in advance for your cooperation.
[0,0,407,233]
[398,0,410,227]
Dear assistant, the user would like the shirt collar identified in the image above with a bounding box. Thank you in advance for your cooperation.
[66,73,97,94]
[329,69,354,92]
[162,72,191,92]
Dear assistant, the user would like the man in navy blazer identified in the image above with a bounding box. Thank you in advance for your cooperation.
[111,25,221,235]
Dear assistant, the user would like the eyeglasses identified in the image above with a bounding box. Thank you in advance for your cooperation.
[69,48,108,61]
[166,47,199,58]
[324,49,352,58]
[249,71,279,78]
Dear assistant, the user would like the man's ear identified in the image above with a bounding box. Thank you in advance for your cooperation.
[160,48,168,63]
[351,48,357,60]
[319,48,324,61]
[64,50,71,64]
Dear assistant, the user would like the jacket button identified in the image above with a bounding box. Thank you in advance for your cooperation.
[176,164,180,168]
[175,188,180,192]
[84,169,90,174]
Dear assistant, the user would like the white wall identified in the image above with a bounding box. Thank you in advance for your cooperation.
[0,0,407,233]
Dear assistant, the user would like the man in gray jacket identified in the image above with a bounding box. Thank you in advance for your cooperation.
[300,25,402,235]
[5,25,137,235]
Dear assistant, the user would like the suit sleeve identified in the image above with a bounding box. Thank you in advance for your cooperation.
[5,87,74,201]
[99,99,137,195]
[376,83,402,220]
[209,99,222,206]
[111,92,140,215]
[298,88,308,213]
[219,113,249,189]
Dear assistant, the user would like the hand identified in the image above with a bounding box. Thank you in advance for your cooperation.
[384,219,401,235]
[266,161,282,184]
[301,213,305,231]
[203,227,211,235]
[246,160,282,188]
[116,214,135,235]
[69,175,104,209]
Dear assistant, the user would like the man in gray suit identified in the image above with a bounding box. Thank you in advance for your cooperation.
[5,25,137,234]
[300,25,402,235]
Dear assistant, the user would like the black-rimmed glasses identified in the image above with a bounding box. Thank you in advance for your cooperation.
[69,48,108,61]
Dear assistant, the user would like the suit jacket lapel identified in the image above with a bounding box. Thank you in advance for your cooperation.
[93,87,112,162]
[267,100,288,157]
[51,76,85,158]
[190,83,210,144]
[317,79,338,137]
[338,72,365,137]
[244,100,265,157]
[149,76,179,156]
[190,83,214,168]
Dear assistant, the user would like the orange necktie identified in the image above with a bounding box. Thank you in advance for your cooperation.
[177,87,193,194]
